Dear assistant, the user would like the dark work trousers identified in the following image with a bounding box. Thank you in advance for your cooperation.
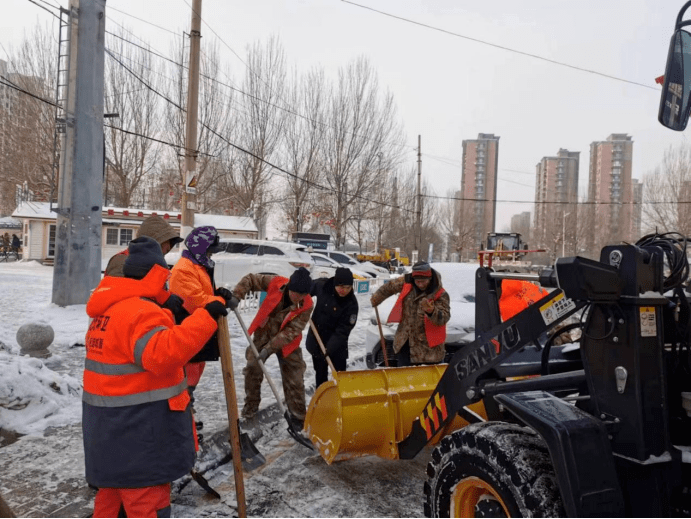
[397,341,436,367]
[396,341,412,367]
[311,348,347,387]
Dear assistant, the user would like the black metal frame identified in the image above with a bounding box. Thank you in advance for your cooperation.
[408,245,690,516]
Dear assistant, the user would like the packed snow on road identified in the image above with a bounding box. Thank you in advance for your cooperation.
[0,260,476,517]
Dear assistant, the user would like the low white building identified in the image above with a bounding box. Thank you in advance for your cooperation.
[11,202,258,266]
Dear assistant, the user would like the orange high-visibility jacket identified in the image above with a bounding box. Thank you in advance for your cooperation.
[83,265,217,409]
[249,276,314,357]
[82,265,217,488]
[170,256,225,314]
[499,279,548,322]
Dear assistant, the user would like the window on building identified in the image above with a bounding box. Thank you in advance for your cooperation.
[106,228,118,245]
[119,228,133,246]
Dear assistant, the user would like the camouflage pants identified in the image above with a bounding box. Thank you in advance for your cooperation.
[242,344,307,421]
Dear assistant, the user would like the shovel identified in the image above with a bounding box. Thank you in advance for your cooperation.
[308,319,339,382]
[217,315,263,517]
[232,308,314,450]
[373,306,391,367]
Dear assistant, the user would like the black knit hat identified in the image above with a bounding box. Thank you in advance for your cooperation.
[411,261,432,277]
[288,267,312,294]
[334,267,353,286]
[123,236,169,280]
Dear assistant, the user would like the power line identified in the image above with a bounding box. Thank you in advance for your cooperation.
[104,124,214,157]
[107,5,180,36]
[0,76,59,107]
[422,193,681,206]
[342,0,659,91]
[24,0,60,20]
[107,49,416,214]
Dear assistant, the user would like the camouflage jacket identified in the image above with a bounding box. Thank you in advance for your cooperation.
[371,270,451,364]
[232,273,312,357]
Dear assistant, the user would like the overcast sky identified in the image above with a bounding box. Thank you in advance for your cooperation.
[3,0,686,230]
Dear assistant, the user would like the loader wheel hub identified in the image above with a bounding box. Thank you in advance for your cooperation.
[451,477,509,518]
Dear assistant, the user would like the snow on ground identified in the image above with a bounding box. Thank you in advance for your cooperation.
[0,260,475,517]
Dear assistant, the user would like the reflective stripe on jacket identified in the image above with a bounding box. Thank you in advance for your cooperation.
[249,276,314,357]
[83,265,217,408]
[82,265,218,487]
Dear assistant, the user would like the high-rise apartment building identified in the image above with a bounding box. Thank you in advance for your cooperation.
[510,211,531,245]
[587,134,634,252]
[533,149,580,256]
[460,133,500,249]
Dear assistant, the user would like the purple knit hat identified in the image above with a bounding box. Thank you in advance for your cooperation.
[183,226,221,269]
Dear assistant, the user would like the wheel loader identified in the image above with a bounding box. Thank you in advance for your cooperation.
[304,5,691,515]
[305,235,691,516]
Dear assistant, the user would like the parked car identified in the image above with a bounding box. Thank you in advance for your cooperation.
[168,238,313,288]
[310,252,372,280]
[321,250,390,279]
[365,262,476,369]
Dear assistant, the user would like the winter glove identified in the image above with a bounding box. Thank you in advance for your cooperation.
[253,347,271,365]
[162,294,189,325]
[227,295,240,310]
[204,301,228,319]
[215,287,240,310]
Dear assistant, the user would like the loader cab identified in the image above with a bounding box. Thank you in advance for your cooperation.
[659,1,691,130]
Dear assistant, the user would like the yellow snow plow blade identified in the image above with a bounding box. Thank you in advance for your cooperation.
[304,365,487,464]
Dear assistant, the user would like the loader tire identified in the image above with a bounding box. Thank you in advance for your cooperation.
[424,422,564,518]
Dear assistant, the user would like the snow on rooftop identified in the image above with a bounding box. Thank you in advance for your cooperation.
[11,202,258,232]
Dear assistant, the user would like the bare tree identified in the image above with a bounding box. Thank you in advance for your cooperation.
[216,36,287,237]
[277,67,327,237]
[642,142,691,236]
[104,30,162,207]
[320,56,406,249]
[0,24,57,213]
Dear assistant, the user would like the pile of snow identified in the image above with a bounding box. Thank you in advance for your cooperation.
[0,351,82,435]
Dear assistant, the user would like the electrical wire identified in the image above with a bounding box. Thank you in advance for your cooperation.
[107,5,179,36]
[342,0,659,91]
[106,49,416,214]
[420,192,691,206]
[0,72,208,157]
[104,124,214,158]
[0,77,59,108]
[24,0,60,20]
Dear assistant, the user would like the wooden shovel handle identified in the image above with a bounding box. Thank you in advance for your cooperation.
[308,319,338,381]
[373,306,390,367]
[217,315,247,517]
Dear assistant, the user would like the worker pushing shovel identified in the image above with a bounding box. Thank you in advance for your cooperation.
[231,268,315,449]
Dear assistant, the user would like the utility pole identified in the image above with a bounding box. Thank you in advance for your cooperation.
[52,0,106,306]
[416,135,422,254]
[181,0,202,238]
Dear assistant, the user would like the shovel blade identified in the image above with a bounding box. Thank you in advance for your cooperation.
[284,410,314,450]
[239,432,266,471]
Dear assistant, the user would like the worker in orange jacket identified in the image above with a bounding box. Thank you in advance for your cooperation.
[170,226,237,435]
[82,237,228,518]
